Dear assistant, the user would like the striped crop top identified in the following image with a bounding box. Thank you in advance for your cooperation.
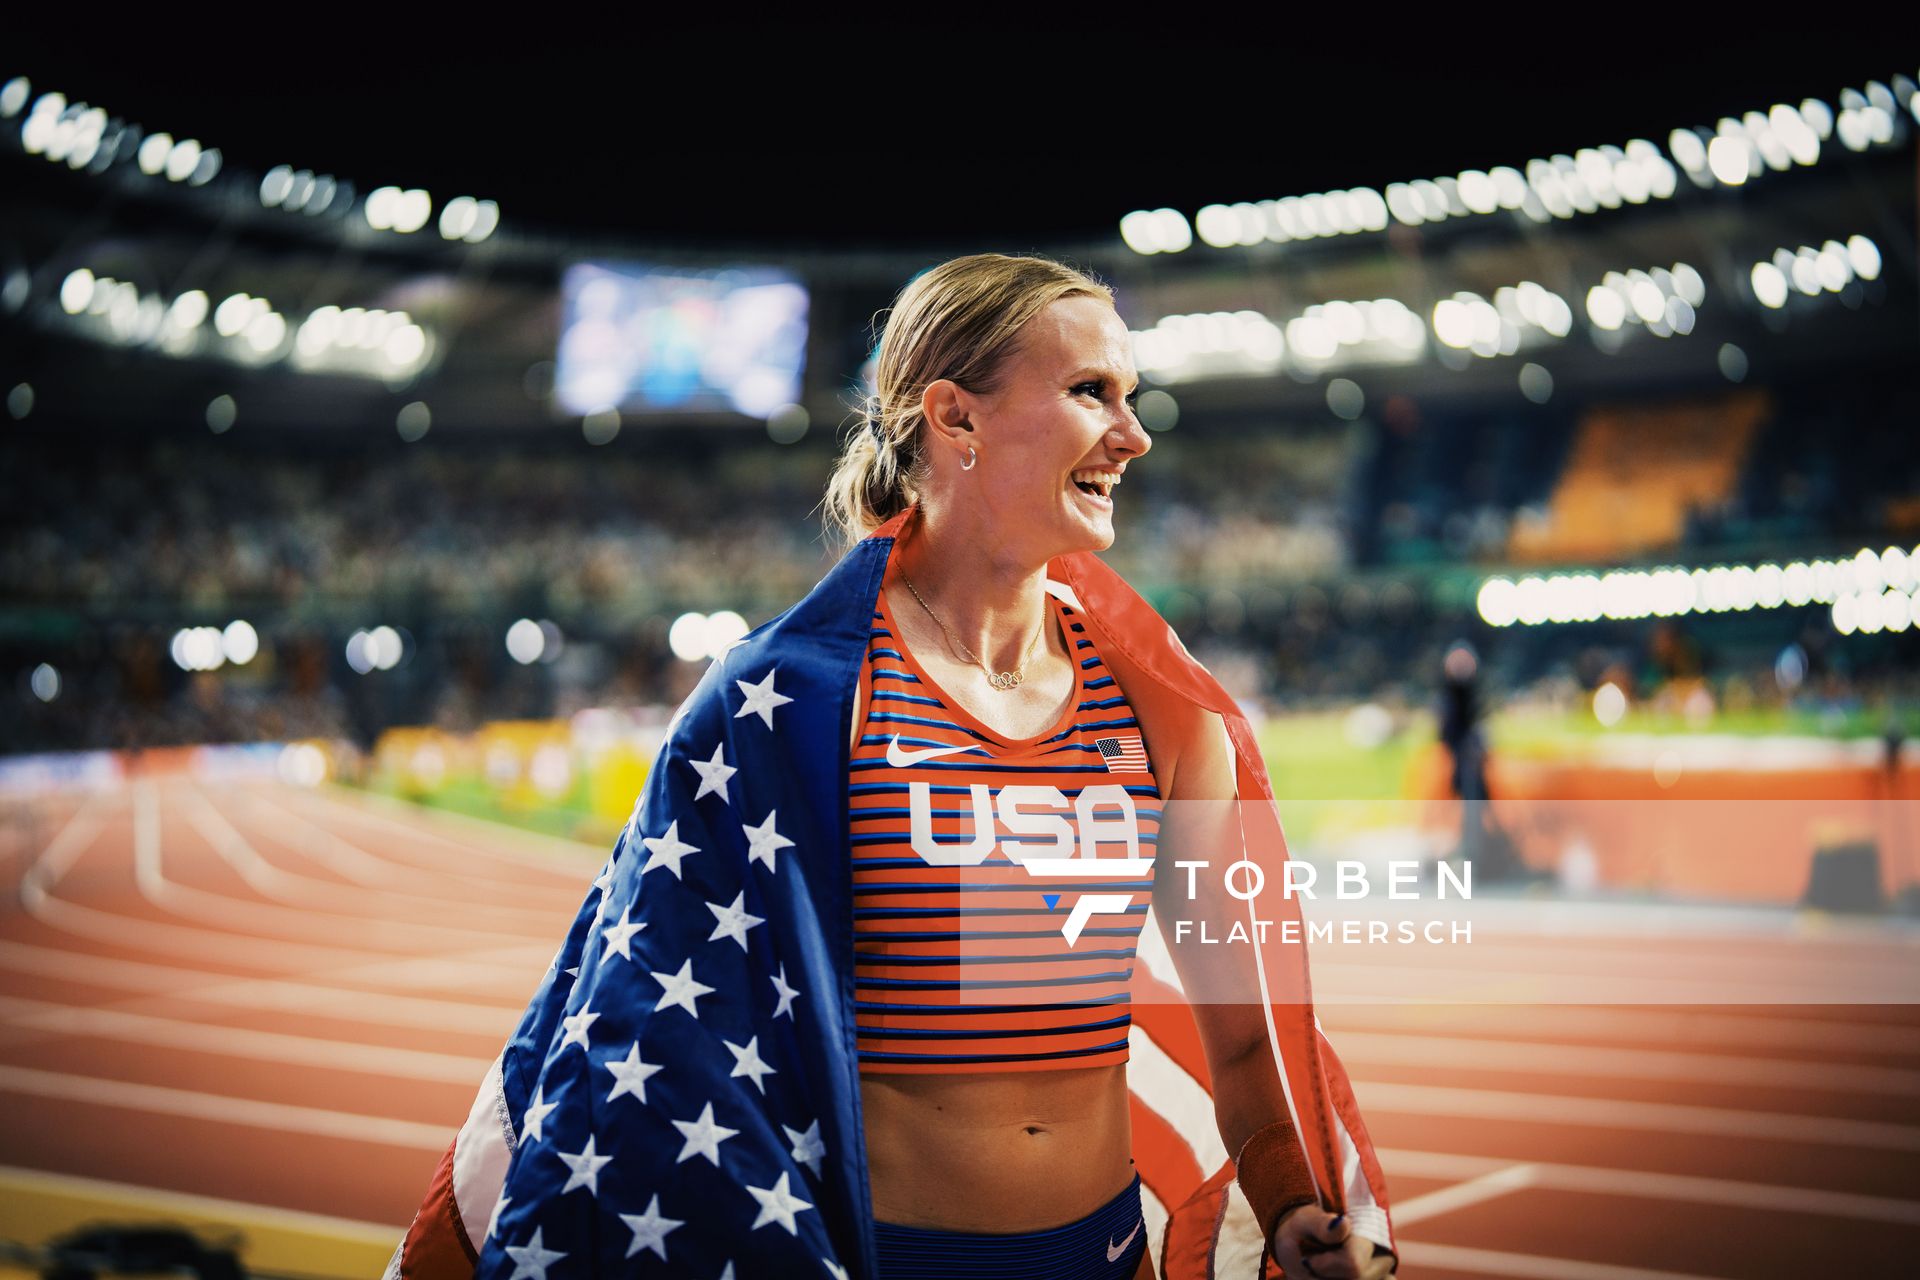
[848,574,1164,1073]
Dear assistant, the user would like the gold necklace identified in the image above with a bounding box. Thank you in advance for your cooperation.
[899,571,1045,691]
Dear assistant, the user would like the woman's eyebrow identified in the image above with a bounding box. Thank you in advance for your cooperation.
[1067,368,1142,392]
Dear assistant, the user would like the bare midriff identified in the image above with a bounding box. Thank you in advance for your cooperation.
[860,1063,1136,1231]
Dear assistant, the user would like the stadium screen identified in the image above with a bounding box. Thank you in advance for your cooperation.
[555,263,809,419]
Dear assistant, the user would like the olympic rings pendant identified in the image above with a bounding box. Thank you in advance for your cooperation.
[989,670,1023,690]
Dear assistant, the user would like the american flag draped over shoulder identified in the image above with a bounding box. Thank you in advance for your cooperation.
[389,506,1392,1279]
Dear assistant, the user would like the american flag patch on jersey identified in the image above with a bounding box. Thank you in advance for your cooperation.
[1095,734,1148,772]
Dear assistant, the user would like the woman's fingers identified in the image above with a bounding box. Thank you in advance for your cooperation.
[1298,1242,1366,1280]
[1359,1252,1397,1280]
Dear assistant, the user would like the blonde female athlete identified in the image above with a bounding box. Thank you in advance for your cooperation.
[393,252,1393,1280]
[826,254,1395,1279]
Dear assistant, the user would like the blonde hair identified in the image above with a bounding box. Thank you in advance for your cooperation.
[820,253,1113,554]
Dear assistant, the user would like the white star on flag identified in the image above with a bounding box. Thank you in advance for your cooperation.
[783,1119,825,1177]
[641,821,700,880]
[619,1193,684,1261]
[705,890,765,951]
[770,963,800,1019]
[604,1042,663,1104]
[742,809,793,873]
[520,1088,559,1144]
[733,667,793,729]
[689,742,737,803]
[717,1264,736,1280]
[651,958,716,1018]
[486,1191,510,1239]
[505,1226,565,1280]
[745,1170,813,1235]
[671,1100,739,1166]
[723,1035,777,1093]
[824,1262,849,1280]
[560,1004,599,1050]
[557,1134,613,1196]
[589,863,615,929]
[599,906,647,962]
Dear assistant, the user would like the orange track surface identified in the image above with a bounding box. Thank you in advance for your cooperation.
[1,778,1915,1277]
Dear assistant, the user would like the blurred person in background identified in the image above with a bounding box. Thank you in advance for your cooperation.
[397,255,1394,1278]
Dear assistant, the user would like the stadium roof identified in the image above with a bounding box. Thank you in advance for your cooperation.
[12,29,1902,250]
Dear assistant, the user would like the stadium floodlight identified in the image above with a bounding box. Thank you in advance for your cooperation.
[136,131,171,175]
[466,199,500,243]
[167,290,209,332]
[60,268,95,315]
[397,401,431,442]
[365,186,401,231]
[1706,134,1752,185]
[439,196,479,240]
[278,744,328,787]
[506,618,545,665]
[222,620,259,665]
[669,612,709,663]
[1584,286,1626,330]
[163,138,201,183]
[1845,235,1882,281]
[0,77,29,118]
[1118,208,1192,255]
[1749,262,1788,309]
[261,165,294,207]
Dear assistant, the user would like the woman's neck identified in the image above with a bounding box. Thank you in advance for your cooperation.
[894,507,1056,674]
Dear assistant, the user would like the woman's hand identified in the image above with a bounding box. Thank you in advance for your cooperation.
[1271,1205,1395,1279]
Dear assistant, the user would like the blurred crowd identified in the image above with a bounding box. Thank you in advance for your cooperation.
[4,381,1915,756]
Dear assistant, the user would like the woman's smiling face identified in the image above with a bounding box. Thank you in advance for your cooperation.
[932,294,1152,561]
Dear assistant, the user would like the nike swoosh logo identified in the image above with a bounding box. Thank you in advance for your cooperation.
[1107,1216,1143,1262]
[886,735,976,768]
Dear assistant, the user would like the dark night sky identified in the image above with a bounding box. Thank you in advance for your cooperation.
[11,26,1912,250]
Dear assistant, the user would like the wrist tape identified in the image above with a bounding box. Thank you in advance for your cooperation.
[1234,1118,1318,1243]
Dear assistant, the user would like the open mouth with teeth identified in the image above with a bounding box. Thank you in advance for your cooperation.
[1069,470,1119,502]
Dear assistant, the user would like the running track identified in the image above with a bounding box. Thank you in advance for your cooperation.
[1,778,1915,1277]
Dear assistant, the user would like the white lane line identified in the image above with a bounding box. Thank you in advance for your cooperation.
[0,1063,452,1151]
[228,786,583,904]
[0,1163,405,1242]
[1391,1163,1539,1226]
[1395,1241,1727,1280]
[1377,1147,1920,1227]
[1310,959,1917,1007]
[133,779,165,900]
[1330,1030,1920,1096]
[19,790,110,908]
[1320,1005,1920,1057]
[20,779,551,985]
[0,938,523,1035]
[284,782,604,872]
[0,993,493,1084]
[1356,1081,1920,1151]
[22,860,554,992]
[173,784,558,946]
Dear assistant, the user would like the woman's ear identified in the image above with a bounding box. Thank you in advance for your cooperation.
[919,379,974,454]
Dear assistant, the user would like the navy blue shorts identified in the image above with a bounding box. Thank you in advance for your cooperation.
[874,1172,1147,1279]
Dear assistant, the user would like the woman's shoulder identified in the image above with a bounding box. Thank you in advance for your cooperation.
[1089,617,1232,802]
